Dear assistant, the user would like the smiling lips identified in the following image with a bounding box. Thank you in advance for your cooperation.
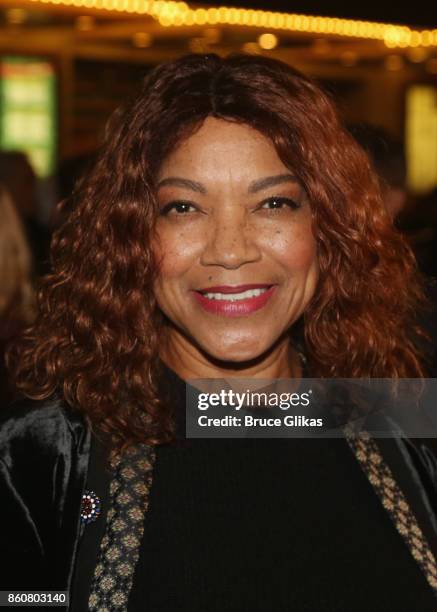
[192,283,277,316]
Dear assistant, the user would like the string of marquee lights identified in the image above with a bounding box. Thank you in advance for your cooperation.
[24,0,437,48]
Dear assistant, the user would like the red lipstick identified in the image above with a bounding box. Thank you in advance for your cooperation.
[192,284,277,317]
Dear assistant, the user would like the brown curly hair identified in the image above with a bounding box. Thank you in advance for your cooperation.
[7,53,430,459]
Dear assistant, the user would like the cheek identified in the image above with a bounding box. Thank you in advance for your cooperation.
[266,223,318,273]
[152,224,202,280]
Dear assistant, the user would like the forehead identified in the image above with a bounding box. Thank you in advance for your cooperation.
[157,117,289,182]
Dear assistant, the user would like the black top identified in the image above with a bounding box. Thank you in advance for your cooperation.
[71,362,437,612]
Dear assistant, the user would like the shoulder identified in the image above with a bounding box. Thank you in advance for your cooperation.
[0,393,90,468]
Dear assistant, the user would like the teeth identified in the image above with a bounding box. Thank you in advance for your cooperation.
[203,287,269,301]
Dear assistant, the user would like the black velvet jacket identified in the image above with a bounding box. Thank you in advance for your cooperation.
[0,396,91,604]
[2,392,437,610]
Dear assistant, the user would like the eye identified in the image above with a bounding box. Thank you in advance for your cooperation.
[259,197,301,211]
[159,200,198,216]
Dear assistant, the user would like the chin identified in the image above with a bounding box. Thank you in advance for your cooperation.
[199,334,272,366]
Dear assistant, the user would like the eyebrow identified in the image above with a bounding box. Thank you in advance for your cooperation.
[156,173,298,194]
[248,174,298,193]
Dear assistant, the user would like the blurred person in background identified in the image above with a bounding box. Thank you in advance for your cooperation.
[0,151,51,276]
[0,184,35,405]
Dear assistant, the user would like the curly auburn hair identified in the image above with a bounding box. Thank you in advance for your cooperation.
[7,52,430,458]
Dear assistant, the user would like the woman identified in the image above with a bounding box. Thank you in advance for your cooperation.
[1,53,437,611]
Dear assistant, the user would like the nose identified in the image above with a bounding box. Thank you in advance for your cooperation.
[199,210,261,269]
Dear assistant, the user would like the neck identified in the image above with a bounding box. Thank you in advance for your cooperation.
[159,327,302,381]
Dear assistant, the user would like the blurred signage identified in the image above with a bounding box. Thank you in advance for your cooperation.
[406,85,437,194]
[0,56,56,177]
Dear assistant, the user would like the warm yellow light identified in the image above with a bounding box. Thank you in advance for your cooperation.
[206,7,219,24]
[22,0,437,48]
[406,86,437,193]
[243,10,257,27]
[410,31,421,47]
[258,32,278,50]
[420,30,432,47]
[193,8,208,25]
[178,10,194,26]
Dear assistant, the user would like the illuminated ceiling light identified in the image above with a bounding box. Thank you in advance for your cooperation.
[242,41,261,54]
[384,26,406,47]
[344,20,356,35]
[76,15,95,30]
[244,10,258,27]
[420,30,432,47]
[203,27,221,43]
[340,51,358,67]
[6,8,27,24]
[206,8,219,24]
[22,1,437,48]
[284,15,295,29]
[385,54,404,71]
[132,31,152,47]
[407,47,428,63]
[274,13,286,28]
[193,8,208,25]
[180,11,194,26]
[242,9,253,25]
[122,1,135,11]
[171,12,184,25]
[300,15,310,31]
[258,32,278,50]
[357,21,371,37]
[410,31,422,47]
[217,6,227,22]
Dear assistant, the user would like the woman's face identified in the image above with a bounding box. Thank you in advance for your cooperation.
[152,117,319,364]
